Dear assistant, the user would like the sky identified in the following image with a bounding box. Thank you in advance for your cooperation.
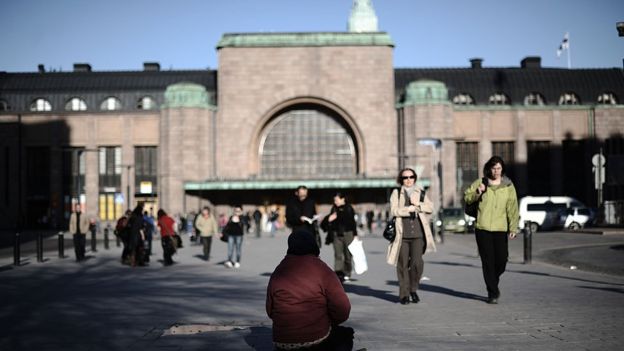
[1,0,623,72]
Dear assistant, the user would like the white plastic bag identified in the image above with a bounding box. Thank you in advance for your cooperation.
[348,237,368,275]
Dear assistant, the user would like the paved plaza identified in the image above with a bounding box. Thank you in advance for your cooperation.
[1,229,624,351]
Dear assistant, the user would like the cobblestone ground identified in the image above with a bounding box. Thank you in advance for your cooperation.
[1,230,623,350]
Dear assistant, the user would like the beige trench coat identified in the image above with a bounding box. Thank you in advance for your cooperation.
[69,212,91,235]
[386,187,436,266]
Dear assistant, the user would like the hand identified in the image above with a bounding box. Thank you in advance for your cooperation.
[300,216,307,223]
[328,213,337,222]
[477,183,486,194]
[509,232,517,239]
[407,205,417,213]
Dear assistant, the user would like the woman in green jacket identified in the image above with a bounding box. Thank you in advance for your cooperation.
[464,156,519,304]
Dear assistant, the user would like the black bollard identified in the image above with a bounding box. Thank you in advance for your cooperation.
[90,226,97,253]
[104,227,110,250]
[58,232,65,258]
[14,232,21,266]
[37,232,44,262]
[116,232,120,247]
[523,220,532,264]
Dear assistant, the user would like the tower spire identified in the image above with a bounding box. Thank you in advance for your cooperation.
[348,0,379,33]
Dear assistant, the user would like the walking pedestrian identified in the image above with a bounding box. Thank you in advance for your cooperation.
[253,208,262,238]
[286,185,320,247]
[222,206,245,268]
[194,206,218,261]
[157,209,177,266]
[321,192,357,282]
[386,168,436,305]
[464,156,519,304]
[127,204,146,267]
[143,211,155,260]
[266,230,353,351]
[68,203,90,262]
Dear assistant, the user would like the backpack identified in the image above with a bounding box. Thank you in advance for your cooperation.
[114,216,130,240]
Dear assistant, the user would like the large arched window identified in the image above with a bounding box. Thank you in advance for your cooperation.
[259,107,357,179]
[30,98,52,111]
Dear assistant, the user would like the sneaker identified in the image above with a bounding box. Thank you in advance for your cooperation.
[343,275,351,282]
[234,262,241,268]
[224,261,233,268]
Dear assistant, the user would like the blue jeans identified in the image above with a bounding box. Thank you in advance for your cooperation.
[227,235,243,263]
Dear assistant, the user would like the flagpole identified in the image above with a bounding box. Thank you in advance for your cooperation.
[567,32,572,69]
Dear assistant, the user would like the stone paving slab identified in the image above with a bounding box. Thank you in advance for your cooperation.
[1,230,624,350]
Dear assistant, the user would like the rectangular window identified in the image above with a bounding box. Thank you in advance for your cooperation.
[4,147,8,206]
[99,146,121,190]
[527,141,551,195]
[456,142,479,200]
[562,140,587,202]
[134,146,158,193]
[492,141,515,180]
[26,147,50,197]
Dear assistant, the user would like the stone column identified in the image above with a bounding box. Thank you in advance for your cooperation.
[515,111,528,196]
[550,110,563,195]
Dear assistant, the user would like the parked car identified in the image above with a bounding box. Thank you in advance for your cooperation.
[519,196,585,233]
[435,207,473,234]
[563,207,594,230]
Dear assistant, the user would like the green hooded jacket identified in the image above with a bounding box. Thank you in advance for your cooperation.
[464,176,519,233]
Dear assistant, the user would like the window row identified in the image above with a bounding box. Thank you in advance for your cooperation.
[0,96,157,112]
[452,92,618,106]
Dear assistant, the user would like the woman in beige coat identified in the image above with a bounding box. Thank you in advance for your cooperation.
[386,168,436,305]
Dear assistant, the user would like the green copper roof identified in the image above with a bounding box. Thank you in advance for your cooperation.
[185,178,399,191]
[216,32,394,49]
[403,80,450,106]
[162,82,216,109]
[348,0,379,32]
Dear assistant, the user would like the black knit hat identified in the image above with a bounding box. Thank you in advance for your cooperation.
[287,230,320,256]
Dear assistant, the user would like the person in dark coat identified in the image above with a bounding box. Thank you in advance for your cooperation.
[285,185,320,246]
[321,192,357,282]
[127,204,146,267]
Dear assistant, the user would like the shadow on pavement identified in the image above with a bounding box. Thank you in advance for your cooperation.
[507,269,624,286]
[578,285,624,295]
[428,260,480,269]
[344,283,397,303]
[244,326,274,351]
[419,283,485,302]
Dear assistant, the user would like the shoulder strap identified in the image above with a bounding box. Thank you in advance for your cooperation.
[420,189,426,202]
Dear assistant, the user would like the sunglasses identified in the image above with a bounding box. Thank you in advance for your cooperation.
[401,175,416,180]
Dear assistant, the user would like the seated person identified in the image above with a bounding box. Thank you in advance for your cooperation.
[266,230,353,351]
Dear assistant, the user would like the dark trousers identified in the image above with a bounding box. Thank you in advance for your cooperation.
[275,325,354,351]
[333,231,354,277]
[162,236,175,265]
[397,238,424,299]
[73,234,86,261]
[201,236,212,260]
[475,229,508,298]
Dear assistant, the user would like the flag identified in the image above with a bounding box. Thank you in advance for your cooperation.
[556,32,569,57]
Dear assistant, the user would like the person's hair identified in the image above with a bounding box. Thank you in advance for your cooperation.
[334,192,345,200]
[296,185,308,192]
[202,206,210,213]
[157,209,167,218]
[396,168,417,185]
[483,156,506,179]
[143,211,147,216]
[131,203,144,217]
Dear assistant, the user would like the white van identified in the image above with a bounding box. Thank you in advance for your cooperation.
[518,196,585,233]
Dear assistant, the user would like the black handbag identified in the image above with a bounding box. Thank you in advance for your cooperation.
[383,217,396,242]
